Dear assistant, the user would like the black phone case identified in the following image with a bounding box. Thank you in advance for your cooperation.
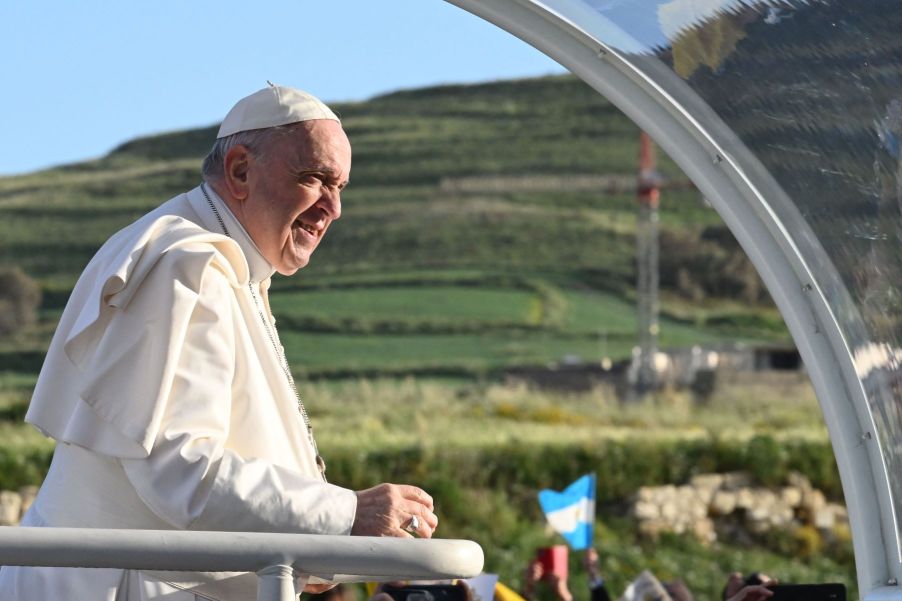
[769,583,846,601]
[383,584,469,601]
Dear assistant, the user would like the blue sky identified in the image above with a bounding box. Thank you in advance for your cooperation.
[1,0,566,176]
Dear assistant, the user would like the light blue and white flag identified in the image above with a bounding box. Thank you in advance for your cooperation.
[538,473,596,550]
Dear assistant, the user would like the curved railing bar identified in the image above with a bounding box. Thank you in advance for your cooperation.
[0,527,484,601]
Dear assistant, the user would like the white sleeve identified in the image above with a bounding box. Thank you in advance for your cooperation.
[120,262,357,535]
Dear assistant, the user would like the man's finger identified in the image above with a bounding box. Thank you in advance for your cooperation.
[397,524,416,538]
[401,501,438,531]
[397,485,434,509]
[421,508,439,530]
[399,510,435,538]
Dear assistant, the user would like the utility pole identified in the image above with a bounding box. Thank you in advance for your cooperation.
[636,131,660,393]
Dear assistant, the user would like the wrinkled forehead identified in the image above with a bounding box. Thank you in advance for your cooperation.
[276,120,352,173]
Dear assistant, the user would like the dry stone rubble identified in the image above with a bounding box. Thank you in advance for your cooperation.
[0,486,38,526]
[631,471,846,544]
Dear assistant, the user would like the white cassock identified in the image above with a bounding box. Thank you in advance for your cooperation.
[0,185,357,601]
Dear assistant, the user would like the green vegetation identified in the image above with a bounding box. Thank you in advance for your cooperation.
[0,267,41,338]
[312,374,851,600]
[304,371,825,451]
[0,372,852,598]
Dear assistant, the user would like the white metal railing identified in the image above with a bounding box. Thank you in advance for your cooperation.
[0,527,484,601]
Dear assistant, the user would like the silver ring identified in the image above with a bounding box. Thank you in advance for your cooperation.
[404,515,420,533]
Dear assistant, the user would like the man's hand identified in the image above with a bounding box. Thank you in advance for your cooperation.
[546,574,573,601]
[351,483,438,538]
[724,572,777,601]
[522,559,544,600]
[726,585,775,601]
[584,547,601,580]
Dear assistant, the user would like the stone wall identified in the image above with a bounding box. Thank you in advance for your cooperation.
[631,472,847,545]
[0,486,37,525]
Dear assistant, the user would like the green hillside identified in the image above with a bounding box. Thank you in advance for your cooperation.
[0,74,787,379]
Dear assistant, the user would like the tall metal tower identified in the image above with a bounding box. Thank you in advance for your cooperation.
[636,131,660,393]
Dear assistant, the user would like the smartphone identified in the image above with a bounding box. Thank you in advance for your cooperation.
[382,583,470,601]
[769,583,846,601]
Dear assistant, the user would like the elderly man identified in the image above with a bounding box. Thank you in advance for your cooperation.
[0,85,437,600]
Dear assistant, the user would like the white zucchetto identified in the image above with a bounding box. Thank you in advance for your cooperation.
[217,83,339,138]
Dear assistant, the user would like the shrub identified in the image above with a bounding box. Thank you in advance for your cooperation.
[319,436,841,508]
[658,226,767,304]
[746,434,788,487]
[0,446,53,490]
[0,266,42,338]
[1,434,841,503]
[791,524,824,559]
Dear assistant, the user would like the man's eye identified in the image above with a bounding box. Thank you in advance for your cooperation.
[300,174,322,186]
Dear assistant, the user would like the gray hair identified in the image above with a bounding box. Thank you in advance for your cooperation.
[201,125,298,182]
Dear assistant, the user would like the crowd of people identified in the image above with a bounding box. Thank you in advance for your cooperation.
[520,547,776,601]
[308,547,779,601]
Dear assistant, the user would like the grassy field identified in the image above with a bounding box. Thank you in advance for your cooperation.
[0,369,827,456]
[303,371,826,452]
[271,286,539,326]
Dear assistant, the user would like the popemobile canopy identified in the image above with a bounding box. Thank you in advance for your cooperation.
[444,0,902,598]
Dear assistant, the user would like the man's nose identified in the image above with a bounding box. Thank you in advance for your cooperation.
[318,187,342,220]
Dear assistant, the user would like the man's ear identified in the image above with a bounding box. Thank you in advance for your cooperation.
[223,145,252,201]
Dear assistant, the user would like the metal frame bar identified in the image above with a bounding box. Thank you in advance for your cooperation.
[443,0,898,595]
[0,527,484,601]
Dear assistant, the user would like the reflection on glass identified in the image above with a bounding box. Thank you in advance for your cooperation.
[572,0,902,543]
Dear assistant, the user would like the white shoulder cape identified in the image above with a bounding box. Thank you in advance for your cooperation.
[26,209,247,459]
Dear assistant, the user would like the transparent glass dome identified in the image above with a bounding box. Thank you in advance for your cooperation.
[449,0,902,595]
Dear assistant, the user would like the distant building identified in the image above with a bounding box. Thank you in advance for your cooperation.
[502,342,802,394]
